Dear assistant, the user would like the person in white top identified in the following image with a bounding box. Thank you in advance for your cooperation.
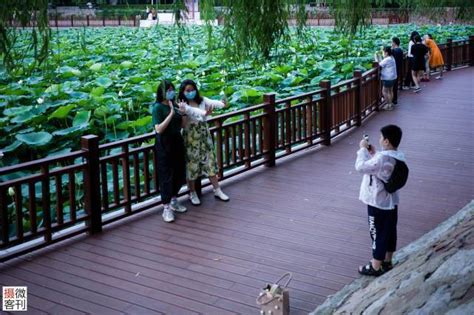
[375,47,397,111]
[177,79,230,206]
[403,31,420,89]
[355,124,406,276]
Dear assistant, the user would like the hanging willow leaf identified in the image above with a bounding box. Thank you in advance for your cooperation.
[222,0,291,60]
[0,0,50,76]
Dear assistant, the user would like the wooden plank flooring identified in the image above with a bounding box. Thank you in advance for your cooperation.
[1,67,473,314]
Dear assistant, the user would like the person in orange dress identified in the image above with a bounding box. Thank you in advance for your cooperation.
[423,34,445,80]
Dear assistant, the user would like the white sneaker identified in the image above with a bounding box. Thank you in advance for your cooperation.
[383,104,394,111]
[162,207,175,223]
[214,188,229,202]
[435,76,443,80]
[189,192,201,206]
[170,199,187,213]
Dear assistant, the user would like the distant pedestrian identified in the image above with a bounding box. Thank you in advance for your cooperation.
[391,37,404,105]
[411,35,428,93]
[424,34,445,80]
[403,31,419,89]
[375,47,397,111]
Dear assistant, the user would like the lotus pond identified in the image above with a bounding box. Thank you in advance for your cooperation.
[0,24,472,166]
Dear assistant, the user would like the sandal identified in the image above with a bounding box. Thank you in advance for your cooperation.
[358,262,384,277]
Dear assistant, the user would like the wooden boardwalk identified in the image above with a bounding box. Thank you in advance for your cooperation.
[0,67,473,314]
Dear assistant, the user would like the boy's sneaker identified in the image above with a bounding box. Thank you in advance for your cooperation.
[382,261,393,272]
[402,86,410,90]
[214,188,229,201]
[162,207,175,223]
[358,262,384,277]
[189,191,201,206]
[435,76,443,80]
[414,87,421,93]
[170,199,187,213]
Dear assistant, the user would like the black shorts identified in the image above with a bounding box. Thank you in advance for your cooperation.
[367,205,398,261]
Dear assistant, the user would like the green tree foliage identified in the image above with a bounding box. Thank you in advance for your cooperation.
[199,0,217,52]
[221,0,290,60]
[172,0,188,59]
[326,0,372,35]
[0,0,50,76]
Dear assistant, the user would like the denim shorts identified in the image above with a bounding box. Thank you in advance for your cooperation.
[382,79,396,88]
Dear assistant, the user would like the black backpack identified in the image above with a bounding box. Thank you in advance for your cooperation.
[383,159,409,193]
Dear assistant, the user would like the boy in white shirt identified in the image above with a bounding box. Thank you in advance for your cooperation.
[355,125,406,276]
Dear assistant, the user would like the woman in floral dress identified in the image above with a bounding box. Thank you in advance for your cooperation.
[178,79,230,206]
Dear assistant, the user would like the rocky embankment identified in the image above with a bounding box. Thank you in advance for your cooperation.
[312,201,474,315]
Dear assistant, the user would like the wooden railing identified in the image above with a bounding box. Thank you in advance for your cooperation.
[0,37,472,261]
[8,15,139,28]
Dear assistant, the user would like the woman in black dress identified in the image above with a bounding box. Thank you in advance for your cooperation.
[410,35,428,93]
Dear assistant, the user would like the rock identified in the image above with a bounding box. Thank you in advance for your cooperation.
[311,201,474,315]
[445,300,474,315]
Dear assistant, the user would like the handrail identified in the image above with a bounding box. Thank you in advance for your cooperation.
[0,150,84,176]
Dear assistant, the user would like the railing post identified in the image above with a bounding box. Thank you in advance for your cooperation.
[121,144,132,214]
[70,15,74,27]
[244,113,251,168]
[469,35,474,67]
[81,135,102,234]
[0,186,8,248]
[103,14,106,27]
[305,96,313,145]
[40,165,52,243]
[263,93,276,167]
[215,119,224,179]
[447,38,453,71]
[55,13,58,27]
[319,80,332,146]
[118,15,121,26]
[372,62,381,110]
[87,15,90,26]
[353,70,363,127]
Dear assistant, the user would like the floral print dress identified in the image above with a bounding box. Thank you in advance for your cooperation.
[183,97,225,181]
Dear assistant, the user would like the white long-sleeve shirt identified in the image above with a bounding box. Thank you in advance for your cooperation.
[184,97,225,123]
[355,148,406,210]
[407,40,414,58]
[379,56,397,81]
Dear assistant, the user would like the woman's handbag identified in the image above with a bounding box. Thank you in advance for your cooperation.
[256,272,292,315]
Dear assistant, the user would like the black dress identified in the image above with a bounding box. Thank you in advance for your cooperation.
[411,43,428,72]
[152,103,186,204]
